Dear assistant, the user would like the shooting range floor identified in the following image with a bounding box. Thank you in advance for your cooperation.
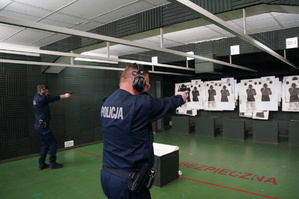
[0,129,298,199]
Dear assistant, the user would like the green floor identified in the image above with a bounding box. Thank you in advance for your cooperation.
[1,130,299,199]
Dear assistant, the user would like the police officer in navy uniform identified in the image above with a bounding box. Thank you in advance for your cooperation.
[33,84,71,170]
[100,63,188,199]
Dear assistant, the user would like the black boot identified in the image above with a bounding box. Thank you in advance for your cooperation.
[49,163,63,169]
[38,163,49,170]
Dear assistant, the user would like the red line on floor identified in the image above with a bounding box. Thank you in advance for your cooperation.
[179,176,278,199]
[73,148,278,199]
[72,148,103,158]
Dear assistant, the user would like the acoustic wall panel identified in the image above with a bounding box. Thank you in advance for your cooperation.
[30,135,41,154]
[0,63,4,74]
[50,114,66,135]
[79,111,98,130]
[115,15,137,37]
[232,0,263,9]
[94,126,102,141]
[27,65,43,76]
[0,140,8,160]
[4,63,27,74]
[6,74,27,96]
[163,4,196,26]
[0,97,4,118]
[76,128,96,146]
[0,75,5,97]
[46,77,64,94]
[7,117,29,139]
[50,100,65,115]
[0,118,7,141]
[7,137,31,159]
[65,96,80,114]
[137,8,162,32]
[5,96,29,117]
[65,113,80,140]
[98,23,116,37]
[63,76,80,97]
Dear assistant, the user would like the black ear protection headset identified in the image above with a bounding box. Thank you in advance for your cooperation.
[132,64,146,92]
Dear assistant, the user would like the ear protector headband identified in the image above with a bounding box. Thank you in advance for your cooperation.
[132,64,146,92]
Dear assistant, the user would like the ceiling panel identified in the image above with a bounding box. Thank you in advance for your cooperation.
[0,0,298,77]
[0,24,23,40]
[246,13,279,29]
[72,21,100,31]
[43,13,86,27]
[0,0,10,9]
[0,9,40,21]
[58,0,136,19]
[16,0,76,11]
[38,18,75,28]
[32,34,69,47]
[4,29,53,46]
[4,2,52,18]
[275,13,299,28]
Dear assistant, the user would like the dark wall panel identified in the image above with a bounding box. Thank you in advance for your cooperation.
[0,97,4,118]
[163,4,197,26]
[5,96,29,118]
[7,117,29,139]
[99,23,116,37]
[6,74,27,96]
[0,140,8,160]
[193,0,232,13]
[0,118,7,141]
[65,113,80,140]
[7,137,31,158]
[30,136,40,154]
[232,0,263,9]
[137,8,163,32]
[115,15,138,37]
[0,52,118,161]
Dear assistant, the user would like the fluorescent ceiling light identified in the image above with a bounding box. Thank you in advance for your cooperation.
[0,43,40,57]
[189,37,228,44]
[186,51,194,60]
[75,52,118,64]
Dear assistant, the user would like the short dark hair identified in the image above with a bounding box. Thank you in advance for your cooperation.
[37,84,49,94]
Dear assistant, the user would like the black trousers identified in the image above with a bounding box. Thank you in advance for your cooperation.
[100,169,151,199]
[34,124,57,164]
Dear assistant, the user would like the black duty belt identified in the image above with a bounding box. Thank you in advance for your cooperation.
[102,165,131,179]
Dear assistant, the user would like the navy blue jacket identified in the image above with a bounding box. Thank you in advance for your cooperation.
[33,93,60,121]
[100,89,184,171]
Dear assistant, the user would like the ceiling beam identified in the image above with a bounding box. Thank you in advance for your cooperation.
[0,16,257,72]
[0,46,195,71]
[169,0,298,70]
[0,58,193,76]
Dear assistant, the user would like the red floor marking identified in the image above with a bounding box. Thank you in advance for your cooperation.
[72,148,103,158]
[73,148,278,199]
[179,176,278,199]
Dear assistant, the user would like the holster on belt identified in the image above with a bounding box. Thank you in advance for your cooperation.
[37,120,49,128]
[128,163,156,193]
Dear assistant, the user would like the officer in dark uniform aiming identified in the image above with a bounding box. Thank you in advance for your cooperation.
[33,84,71,170]
[100,63,188,199]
